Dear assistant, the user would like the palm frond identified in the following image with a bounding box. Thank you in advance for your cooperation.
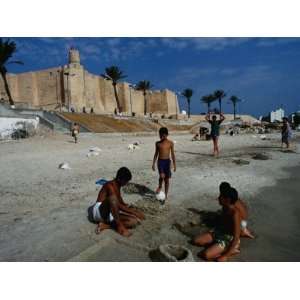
[136,80,153,91]
[0,38,22,69]
[214,89,226,99]
[181,88,193,99]
[104,66,127,83]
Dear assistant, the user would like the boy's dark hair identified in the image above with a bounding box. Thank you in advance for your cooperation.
[219,182,231,195]
[159,127,168,137]
[116,167,132,182]
[223,187,238,204]
[212,115,217,120]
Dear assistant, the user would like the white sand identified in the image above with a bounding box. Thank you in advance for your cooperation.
[0,131,299,261]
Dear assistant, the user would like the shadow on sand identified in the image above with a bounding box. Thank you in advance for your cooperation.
[122,182,155,196]
[173,208,222,239]
[179,151,213,157]
[253,146,281,149]
[188,208,222,228]
[87,205,96,224]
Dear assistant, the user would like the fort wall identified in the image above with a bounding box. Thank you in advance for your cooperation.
[0,49,179,116]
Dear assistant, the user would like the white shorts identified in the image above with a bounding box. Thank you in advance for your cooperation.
[92,202,114,223]
[241,220,247,230]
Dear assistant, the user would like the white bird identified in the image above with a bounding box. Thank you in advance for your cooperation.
[58,162,71,170]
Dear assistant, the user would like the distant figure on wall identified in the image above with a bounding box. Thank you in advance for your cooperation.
[90,107,94,114]
[205,112,225,157]
[70,107,75,113]
[83,107,86,113]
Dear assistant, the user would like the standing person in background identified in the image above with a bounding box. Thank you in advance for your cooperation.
[205,112,225,157]
[281,117,292,149]
[71,123,80,144]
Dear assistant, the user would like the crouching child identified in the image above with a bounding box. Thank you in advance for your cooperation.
[92,167,145,237]
[193,187,243,262]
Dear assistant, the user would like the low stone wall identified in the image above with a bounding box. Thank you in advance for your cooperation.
[178,114,259,124]
[0,116,39,139]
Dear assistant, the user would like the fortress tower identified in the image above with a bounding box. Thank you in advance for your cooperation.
[68,47,80,65]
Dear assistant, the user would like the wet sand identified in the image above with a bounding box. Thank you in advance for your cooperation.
[238,164,300,261]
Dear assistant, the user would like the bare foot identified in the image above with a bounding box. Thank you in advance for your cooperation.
[95,222,111,234]
[231,248,240,255]
[156,187,161,193]
[241,228,255,239]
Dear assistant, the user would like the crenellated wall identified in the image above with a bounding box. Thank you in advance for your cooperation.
[0,50,179,116]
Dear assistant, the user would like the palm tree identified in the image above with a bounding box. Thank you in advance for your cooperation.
[0,38,23,106]
[102,66,126,113]
[214,89,226,113]
[136,80,153,115]
[229,95,242,120]
[201,94,216,113]
[181,88,193,118]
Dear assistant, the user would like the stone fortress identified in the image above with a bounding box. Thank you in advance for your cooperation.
[0,48,179,116]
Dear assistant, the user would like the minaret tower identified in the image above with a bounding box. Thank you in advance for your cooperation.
[68,47,80,66]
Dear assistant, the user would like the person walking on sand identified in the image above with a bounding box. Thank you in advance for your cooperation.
[152,127,176,202]
[92,167,145,236]
[71,123,80,143]
[205,112,225,156]
[281,117,292,149]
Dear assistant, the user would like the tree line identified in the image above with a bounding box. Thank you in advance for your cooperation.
[181,88,242,120]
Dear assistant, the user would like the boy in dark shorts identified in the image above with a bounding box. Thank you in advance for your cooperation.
[193,187,242,261]
[205,112,225,156]
[152,127,176,202]
[93,167,145,237]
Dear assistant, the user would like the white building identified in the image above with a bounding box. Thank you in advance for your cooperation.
[270,108,284,122]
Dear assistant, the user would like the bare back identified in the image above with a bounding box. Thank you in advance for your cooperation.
[97,181,120,203]
[235,199,248,220]
[97,181,121,219]
[72,124,79,133]
[157,138,173,159]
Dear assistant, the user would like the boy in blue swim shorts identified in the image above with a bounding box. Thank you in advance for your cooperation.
[152,127,176,202]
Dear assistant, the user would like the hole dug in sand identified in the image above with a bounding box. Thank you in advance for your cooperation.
[149,244,194,262]
[252,153,271,160]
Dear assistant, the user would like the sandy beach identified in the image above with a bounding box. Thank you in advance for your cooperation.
[0,131,300,261]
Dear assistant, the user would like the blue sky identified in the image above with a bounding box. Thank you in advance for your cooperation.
[4,37,300,117]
